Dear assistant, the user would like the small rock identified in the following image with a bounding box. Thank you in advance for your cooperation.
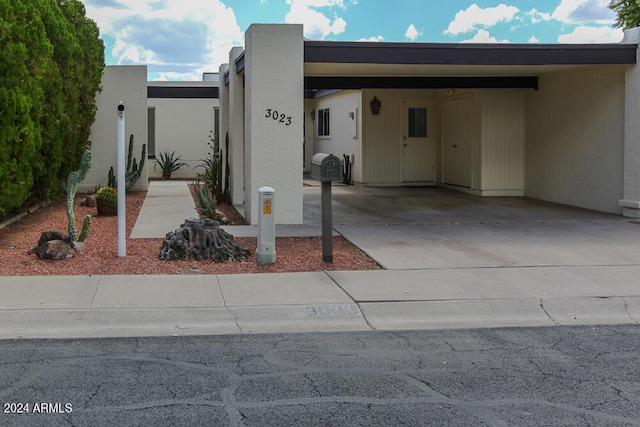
[72,241,85,255]
[80,195,96,208]
[34,240,75,260]
[37,230,68,247]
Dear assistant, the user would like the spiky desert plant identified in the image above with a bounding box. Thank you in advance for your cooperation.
[154,150,188,179]
[223,132,231,203]
[66,149,92,242]
[95,186,118,216]
[193,177,217,218]
[107,134,146,190]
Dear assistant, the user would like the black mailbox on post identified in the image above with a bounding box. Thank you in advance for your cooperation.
[311,153,343,182]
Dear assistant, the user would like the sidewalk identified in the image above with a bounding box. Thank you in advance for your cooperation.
[0,181,639,339]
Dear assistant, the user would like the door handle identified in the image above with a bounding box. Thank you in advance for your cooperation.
[451,144,458,148]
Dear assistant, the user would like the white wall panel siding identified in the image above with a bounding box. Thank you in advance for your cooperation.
[526,66,625,214]
[480,89,525,194]
[312,90,362,182]
[361,88,435,184]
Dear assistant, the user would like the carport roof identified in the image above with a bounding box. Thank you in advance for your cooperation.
[226,39,638,90]
[303,40,637,92]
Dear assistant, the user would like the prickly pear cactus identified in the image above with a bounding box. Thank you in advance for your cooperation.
[95,186,118,216]
[66,150,92,242]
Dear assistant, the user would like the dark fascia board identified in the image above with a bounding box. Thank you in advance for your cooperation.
[304,40,637,66]
[147,86,219,99]
[224,70,230,86]
[305,76,539,91]
[235,51,245,73]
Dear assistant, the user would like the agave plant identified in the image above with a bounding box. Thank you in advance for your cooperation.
[193,176,217,218]
[154,150,188,179]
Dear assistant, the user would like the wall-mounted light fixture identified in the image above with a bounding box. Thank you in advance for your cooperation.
[370,96,381,115]
[447,89,456,95]
[348,111,355,120]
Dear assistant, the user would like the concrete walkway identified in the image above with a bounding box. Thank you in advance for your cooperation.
[1,180,639,339]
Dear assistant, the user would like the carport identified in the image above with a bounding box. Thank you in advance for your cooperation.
[219,24,640,224]
[303,183,640,270]
[303,36,639,217]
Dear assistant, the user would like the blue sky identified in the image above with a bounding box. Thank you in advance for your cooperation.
[83,0,623,81]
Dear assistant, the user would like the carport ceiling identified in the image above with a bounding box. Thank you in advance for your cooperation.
[303,40,637,91]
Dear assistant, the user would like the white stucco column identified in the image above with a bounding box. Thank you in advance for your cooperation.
[244,24,304,224]
[620,28,640,218]
[228,47,246,208]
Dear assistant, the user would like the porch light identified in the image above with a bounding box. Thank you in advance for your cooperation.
[370,96,381,115]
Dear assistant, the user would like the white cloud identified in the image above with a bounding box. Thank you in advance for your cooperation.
[557,25,624,42]
[405,24,421,41]
[285,0,348,39]
[528,35,540,43]
[358,35,384,42]
[461,29,510,43]
[446,3,519,35]
[84,0,244,80]
[552,0,616,24]
[527,9,552,24]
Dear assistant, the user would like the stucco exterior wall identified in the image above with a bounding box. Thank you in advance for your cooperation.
[525,66,626,214]
[621,28,640,218]
[244,24,304,225]
[83,65,148,193]
[147,85,218,179]
[311,90,362,182]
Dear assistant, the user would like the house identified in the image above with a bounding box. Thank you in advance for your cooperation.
[82,66,220,192]
[218,24,640,225]
[85,24,640,225]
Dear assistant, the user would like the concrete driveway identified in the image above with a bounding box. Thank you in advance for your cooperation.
[303,183,640,270]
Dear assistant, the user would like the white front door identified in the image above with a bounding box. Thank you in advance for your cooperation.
[442,96,472,188]
[402,100,435,183]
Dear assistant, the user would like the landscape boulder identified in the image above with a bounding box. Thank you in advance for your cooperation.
[159,218,251,262]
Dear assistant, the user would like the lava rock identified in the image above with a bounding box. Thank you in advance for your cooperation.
[33,239,75,260]
[80,195,96,207]
[159,218,251,262]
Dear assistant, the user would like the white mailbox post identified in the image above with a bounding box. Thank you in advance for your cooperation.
[257,186,276,264]
[116,102,126,257]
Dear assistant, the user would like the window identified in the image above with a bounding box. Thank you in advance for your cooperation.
[317,108,330,136]
[408,107,427,138]
[147,107,156,157]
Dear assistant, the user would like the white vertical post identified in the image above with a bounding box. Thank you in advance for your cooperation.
[257,186,276,264]
[117,103,126,257]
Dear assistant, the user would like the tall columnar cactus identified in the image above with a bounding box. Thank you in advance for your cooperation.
[107,134,146,191]
[66,149,92,242]
[223,132,230,203]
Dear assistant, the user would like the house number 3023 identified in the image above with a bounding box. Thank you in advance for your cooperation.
[265,109,292,126]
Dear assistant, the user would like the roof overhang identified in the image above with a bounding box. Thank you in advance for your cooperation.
[303,40,637,92]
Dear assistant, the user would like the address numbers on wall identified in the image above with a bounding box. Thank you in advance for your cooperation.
[265,109,292,126]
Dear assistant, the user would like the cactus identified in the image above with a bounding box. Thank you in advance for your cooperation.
[223,132,230,203]
[193,178,217,218]
[107,134,146,191]
[66,149,92,242]
[95,186,118,216]
[196,131,232,204]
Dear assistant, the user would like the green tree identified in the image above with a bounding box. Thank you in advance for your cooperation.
[609,0,640,29]
[0,0,104,215]
[0,0,49,214]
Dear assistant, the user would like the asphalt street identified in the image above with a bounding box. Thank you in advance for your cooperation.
[1,325,639,426]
